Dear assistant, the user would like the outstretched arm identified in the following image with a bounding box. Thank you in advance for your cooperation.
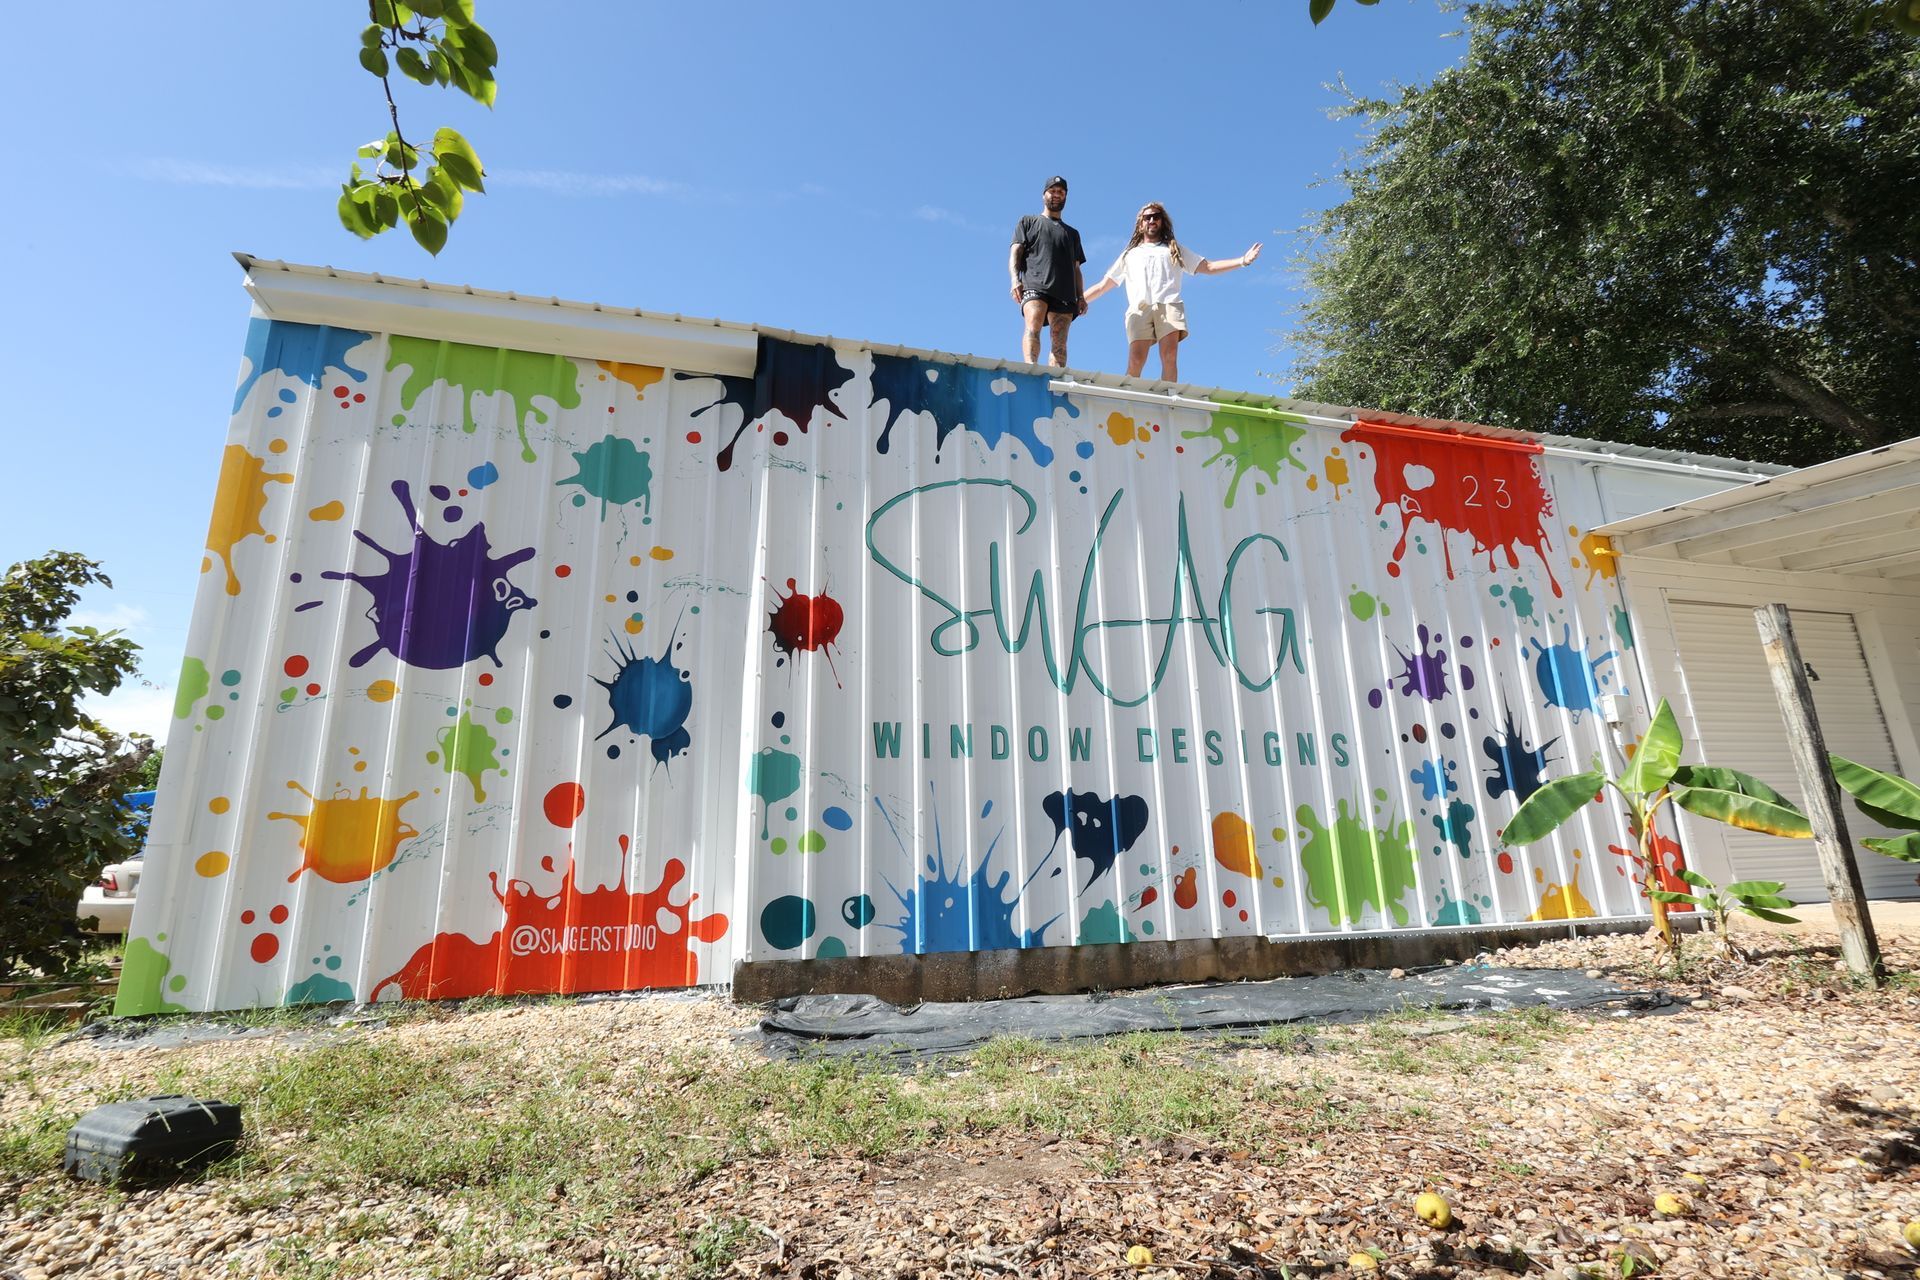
[1194,242,1263,275]
[1082,276,1118,305]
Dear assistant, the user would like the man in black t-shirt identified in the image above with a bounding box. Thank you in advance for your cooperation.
[1008,175,1087,368]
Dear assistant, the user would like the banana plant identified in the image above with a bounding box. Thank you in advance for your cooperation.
[1830,754,1920,863]
[1649,869,1798,961]
[1501,699,1811,955]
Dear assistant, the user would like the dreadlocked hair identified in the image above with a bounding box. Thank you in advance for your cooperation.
[1124,203,1184,268]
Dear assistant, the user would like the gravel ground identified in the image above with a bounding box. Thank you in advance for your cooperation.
[2,924,1917,1280]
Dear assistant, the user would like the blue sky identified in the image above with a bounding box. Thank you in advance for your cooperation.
[0,1,1464,739]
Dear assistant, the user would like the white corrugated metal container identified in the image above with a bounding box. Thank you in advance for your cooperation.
[117,259,1780,1013]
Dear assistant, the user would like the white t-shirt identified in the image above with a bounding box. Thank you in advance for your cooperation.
[1104,240,1208,306]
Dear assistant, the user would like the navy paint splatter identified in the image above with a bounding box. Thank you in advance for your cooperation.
[1041,790,1150,885]
[753,337,851,434]
[322,480,536,670]
[595,623,694,765]
[674,370,757,471]
[1482,706,1559,803]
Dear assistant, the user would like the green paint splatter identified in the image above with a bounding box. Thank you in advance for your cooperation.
[1180,406,1309,507]
[1078,899,1135,945]
[115,935,187,1015]
[815,935,848,959]
[1297,799,1419,927]
[284,973,355,1005]
[493,706,513,725]
[205,705,225,721]
[750,747,803,838]
[1347,589,1379,622]
[1509,584,1536,620]
[434,711,503,802]
[769,836,788,854]
[174,657,211,720]
[797,829,827,853]
[385,335,583,463]
[1612,605,1635,650]
[559,435,653,520]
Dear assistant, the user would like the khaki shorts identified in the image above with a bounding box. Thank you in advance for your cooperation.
[1125,300,1188,342]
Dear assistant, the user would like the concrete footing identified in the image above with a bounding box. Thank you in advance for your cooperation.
[731,916,1703,1005]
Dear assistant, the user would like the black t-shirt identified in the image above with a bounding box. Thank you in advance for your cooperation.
[1013,214,1087,303]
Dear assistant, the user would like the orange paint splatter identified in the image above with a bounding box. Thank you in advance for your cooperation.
[208,796,231,814]
[366,679,397,703]
[649,546,674,561]
[270,782,420,885]
[1571,527,1619,589]
[373,837,729,998]
[204,445,293,596]
[1173,867,1199,910]
[1210,812,1262,879]
[1323,447,1351,499]
[308,500,346,522]
[596,361,666,399]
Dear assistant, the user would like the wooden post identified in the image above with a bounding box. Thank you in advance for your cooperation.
[1754,603,1885,984]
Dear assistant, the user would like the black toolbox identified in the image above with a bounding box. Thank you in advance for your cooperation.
[64,1094,242,1184]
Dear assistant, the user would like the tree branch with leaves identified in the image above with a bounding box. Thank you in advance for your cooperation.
[338,0,496,255]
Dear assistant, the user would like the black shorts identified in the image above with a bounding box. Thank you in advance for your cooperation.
[1021,289,1077,319]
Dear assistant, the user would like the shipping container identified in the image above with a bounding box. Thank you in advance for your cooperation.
[117,257,1782,1014]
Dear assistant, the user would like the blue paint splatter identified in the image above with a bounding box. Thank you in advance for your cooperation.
[822,805,852,831]
[321,481,537,670]
[874,787,1059,956]
[869,354,1078,467]
[595,621,693,765]
[233,318,370,414]
[1040,790,1150,885]
[467,461,500,490]
[1528,626,1619,721]
[1409,758,1459,802]
[1075,440,1095,459]
[1482,706,1559,803]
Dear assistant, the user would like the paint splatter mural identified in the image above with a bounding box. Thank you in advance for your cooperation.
[122,295,1739,1014]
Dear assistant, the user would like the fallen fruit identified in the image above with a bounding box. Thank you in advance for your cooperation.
[1415,1191,1453,1229]
[1654,1192,1689,1217]
[1348,1253,1379,1271]
[1903,1219,1920,1250]
[1127,1245,1154,1268]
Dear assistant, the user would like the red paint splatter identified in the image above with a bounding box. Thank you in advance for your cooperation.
[1342,421,1561,596]
[352,393,366,404]
[1411,723,1428,744]
[372,839,730,998]
[1137,886,1158,910]
[554,564,572,578]
[240,909,256,925]
[1222,889,1237,908]
[1497,851,1515,875]
[1173,867,1198,910]
[767,578,845,687]
[250,933,279,963]
[305,682,321,696]
[686,430,702,445]
[332,386,348,399]
[543,782,586,828]
[478,672,494,686]
[772,431,789,446]
[269,904,289,924]
[284,655,309,678]
[1607,827,1694,911]
[1238,909,1249,923]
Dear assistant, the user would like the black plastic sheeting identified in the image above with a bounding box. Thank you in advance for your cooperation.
[752,966,1674,1062]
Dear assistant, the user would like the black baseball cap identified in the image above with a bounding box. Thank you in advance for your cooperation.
[1043,175,1068,191]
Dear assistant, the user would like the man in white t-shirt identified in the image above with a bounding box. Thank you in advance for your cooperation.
[1082,202,1261,383]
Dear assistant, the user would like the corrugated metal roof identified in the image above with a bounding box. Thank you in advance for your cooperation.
[235,253,1787,481]
[1596,435,1920,579]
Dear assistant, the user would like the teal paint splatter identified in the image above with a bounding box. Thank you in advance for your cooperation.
[560,435,653,520]
[815,936,848,959]
[1612,605,1635,650]
[284,973,355,1005]
[750,747,803,839]
[1432,798,1476,858]
[1078,899,1135,945]
[761,895,816,950]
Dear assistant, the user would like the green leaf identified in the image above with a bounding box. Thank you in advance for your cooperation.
[360,23,385,50]
[1741,907,1800,924]
[411,0,446,16]
[419,167,464,220]
[1829,754,1920,830]
[369,0,414,24]
[452,22,498,68]
[434,128,485,191]
[1647,890,1700,905]
[1669,765,1797,809]
[1310,0,1336,23]
[1722,879,1787,899]
[359,46,390,78]
[397,47,434,85]
[1619,700,1683,795]
[428,48,451,85]
[357,139,386,159]
[1676,867,1713,889]
[407,203,449,255]
[373,187,402,229]
[1865,832,1920,862]
[1669,775,1812,839]
[338,187,379,239]
[1500,770,1604,846]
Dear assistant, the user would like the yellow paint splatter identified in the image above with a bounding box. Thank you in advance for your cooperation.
[629,555,642,566]
[366,679,397,703]
[308,499,345,522]
[1570,527,1619,588]
[270,782,419,886]
[624,616,645,635]
[596,360,665,399]
[194,851,230,878]
[268,438,289,454]
[1306,475,1319,491]
[1210,811,1262,879]
[649,546,674,561]
[1323,447,1351,499]
[208,796,230,815]
[1101,411,1151,457]
[204,444,293,596]
[1530,865,1596,921]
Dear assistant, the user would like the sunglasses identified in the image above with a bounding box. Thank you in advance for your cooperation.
[1139,213,1162,222]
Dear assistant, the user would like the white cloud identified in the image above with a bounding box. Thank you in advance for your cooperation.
[69,602,151,633]
[83,683,176,743]
[131,158,335,190]
[488,169,693,198]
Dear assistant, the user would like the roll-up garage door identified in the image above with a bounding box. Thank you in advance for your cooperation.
[1667,601,1919,903]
